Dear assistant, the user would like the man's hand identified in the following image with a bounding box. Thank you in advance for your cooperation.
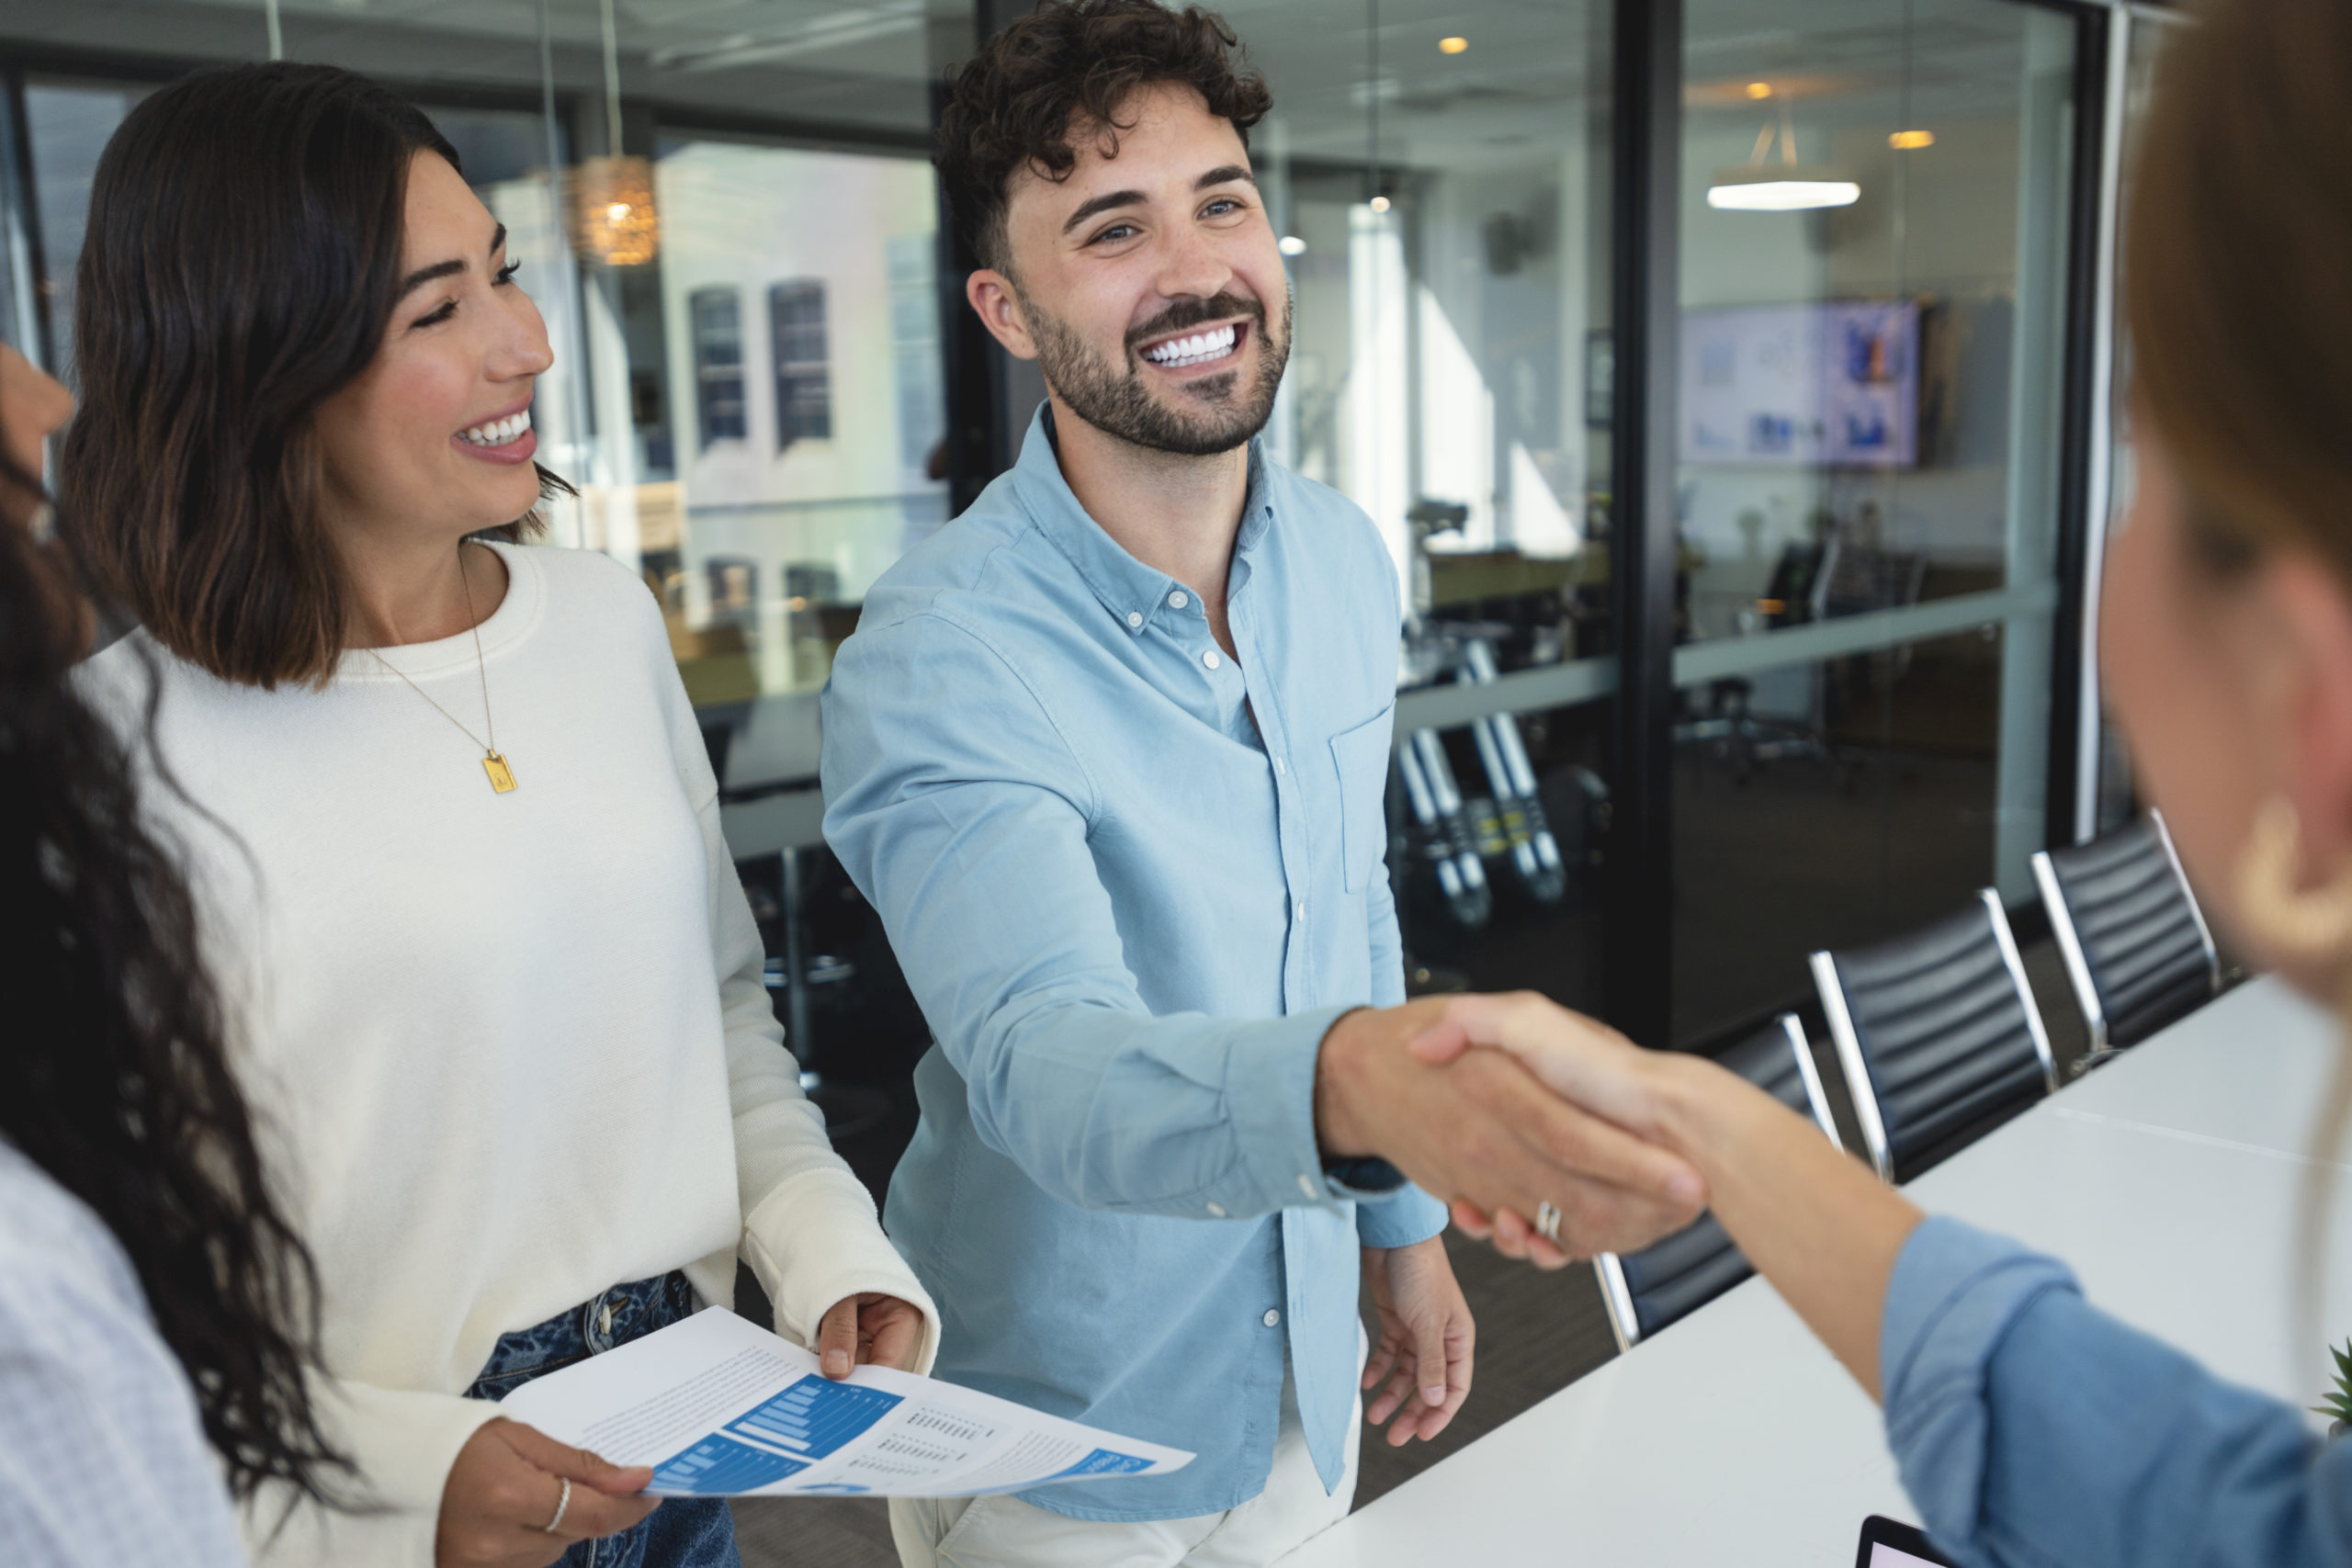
[814,1293,926,1379]
[435,1419,657,1568]
[1408,991,1698,1263]
[1315,998,1704,1267]
[1360,1238,1473,1446]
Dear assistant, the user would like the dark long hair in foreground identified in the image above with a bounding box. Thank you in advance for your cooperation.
[0,452,346,1506]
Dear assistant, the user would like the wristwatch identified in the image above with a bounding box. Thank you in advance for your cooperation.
[1320,1156,1409,1196]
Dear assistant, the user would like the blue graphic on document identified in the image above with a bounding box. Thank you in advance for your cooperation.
[652,1376,904,1495]
[653,1435,808,1494]
[1049,1449,1156,1481]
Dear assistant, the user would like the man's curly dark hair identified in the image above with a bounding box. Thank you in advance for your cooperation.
[936,0,1273,273]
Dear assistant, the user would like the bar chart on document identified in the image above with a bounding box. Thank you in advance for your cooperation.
[655,1376,903,1493]
[499,1307,1192,1499]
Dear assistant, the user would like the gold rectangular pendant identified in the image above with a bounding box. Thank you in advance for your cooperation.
[482,752,517,794]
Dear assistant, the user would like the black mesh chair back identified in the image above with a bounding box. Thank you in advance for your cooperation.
[1593,1015,1838,1350]
[2032,810,2219,1056]
[1811,890,2057,1183]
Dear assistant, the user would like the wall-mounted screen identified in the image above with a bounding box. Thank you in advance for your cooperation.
[1681,299,1919,468]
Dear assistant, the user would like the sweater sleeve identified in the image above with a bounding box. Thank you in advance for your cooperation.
[647,611,939,1375]
[242,1377,503,1565]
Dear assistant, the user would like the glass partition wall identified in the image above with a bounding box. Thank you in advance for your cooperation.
[1668,0,2085,1044]
[0,0,2113,1076]
[1237,0,1616,1010]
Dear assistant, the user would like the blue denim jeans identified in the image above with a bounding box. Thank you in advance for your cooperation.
[469,1272,741,1568]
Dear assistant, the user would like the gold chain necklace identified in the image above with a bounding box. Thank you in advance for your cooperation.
[369,545,516,794]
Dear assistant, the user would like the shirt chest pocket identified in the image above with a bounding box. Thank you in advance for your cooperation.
[1328,705,1396,894]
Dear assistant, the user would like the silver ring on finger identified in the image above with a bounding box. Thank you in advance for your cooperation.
[542,1475,573,1535]
[1534,1201,1564,1245]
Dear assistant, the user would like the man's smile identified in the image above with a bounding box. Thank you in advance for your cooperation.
[1136,320,1249,375]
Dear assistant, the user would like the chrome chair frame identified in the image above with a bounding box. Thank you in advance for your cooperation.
[2030,808,2221,1058]
[1593,1013,1840,1351]
[1812,888,2056,1183]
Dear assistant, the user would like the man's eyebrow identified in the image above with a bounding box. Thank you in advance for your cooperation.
[1059,169,1257,238]
[398,222,508,299]
[1062,189,1146,236]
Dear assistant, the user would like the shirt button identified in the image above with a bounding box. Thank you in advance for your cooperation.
[1203,649,1221,670]
[1296,1172,1318,1198]
[1205,1201,1227,1217]
[1263,1309,1283,1328]
[1169,590,1189,608]
[1126,610,1143,629]
[1295,900,1308,921]
[1274,757,1287,775]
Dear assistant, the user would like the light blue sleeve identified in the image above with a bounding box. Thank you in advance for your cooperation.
[1882,1215,2352,1568]
[1350,848,1447,1248]
[0,1224,250,1567]
[821,609,1349,1222]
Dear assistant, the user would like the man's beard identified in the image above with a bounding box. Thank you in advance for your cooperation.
[1019,287,1293,458]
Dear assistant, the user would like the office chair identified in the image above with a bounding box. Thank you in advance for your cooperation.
[1593,1014,1840,1351]
[1811,891,2057,1183]
[2032,809,2220,1066]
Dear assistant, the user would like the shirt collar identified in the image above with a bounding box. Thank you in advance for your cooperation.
[1011,401,1278,637]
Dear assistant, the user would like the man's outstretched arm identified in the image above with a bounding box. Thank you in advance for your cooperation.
[820,612,1706,1249]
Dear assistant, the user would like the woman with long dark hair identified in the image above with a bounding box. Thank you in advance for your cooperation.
[65,63,936,1568]
[0,339,345,1561]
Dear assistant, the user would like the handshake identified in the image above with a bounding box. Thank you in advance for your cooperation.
[1314,993,1719,1266]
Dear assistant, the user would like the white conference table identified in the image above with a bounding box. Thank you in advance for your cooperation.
[1277,976,2350,1568]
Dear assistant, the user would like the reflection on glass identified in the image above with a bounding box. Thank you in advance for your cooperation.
[642,140,944,714]
[1237,0,1612,1005]
[1671,0,2080,1044]
[0,0,947,787]
[21,81,148,387]
[2093,13,2181,837]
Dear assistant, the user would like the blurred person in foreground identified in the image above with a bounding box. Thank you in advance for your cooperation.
[0,339,346,1563]
[1421,1,2352,1562]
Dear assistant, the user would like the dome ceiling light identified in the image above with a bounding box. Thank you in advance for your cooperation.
[1708,92,1859,212]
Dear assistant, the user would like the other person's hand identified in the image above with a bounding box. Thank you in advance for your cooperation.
[1360,1237,1474,1446]
[1408,992,1692,1263]
[1315,997,1704,1268]
[435,1417,657,1568]
[815,1292,925,1378]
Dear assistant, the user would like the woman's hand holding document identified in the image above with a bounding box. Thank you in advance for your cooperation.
[499,1308,1192,1499]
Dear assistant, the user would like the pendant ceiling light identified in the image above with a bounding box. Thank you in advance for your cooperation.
[1707,91,1859,212]
[571,0,661,266]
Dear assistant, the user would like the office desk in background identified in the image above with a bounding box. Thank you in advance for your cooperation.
[1277,976,2350,1568]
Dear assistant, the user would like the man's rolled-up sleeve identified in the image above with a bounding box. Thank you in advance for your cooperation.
[822,609,1352,1223]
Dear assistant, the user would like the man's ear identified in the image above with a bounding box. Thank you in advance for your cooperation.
[966,269,1039,362]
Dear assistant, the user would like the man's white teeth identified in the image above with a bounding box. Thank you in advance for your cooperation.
[1145,324,1238,367]
[458,411,532,446]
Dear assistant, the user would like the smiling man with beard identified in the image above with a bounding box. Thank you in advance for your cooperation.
[820,5,1707,1565]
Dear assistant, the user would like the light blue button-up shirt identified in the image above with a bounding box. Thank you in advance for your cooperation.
[1883,1216,2352,1566]
[821,406,1446,1521]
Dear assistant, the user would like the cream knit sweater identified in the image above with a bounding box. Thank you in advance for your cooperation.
[83,542,936,1565]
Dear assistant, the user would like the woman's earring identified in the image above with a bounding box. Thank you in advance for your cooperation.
[2233,795,2352,960]
[27,501,54,545]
